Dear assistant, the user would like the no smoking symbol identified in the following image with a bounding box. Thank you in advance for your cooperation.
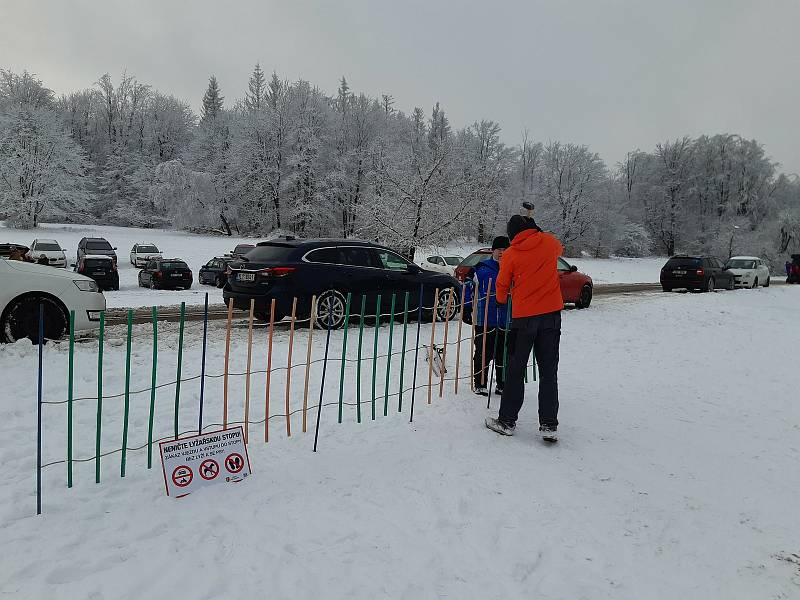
[199,459,219,480]
[172,465,193,487]
[225,453,244,474]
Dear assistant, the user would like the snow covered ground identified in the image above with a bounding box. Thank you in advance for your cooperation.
[1,286,798,598]
[1,223,666,311]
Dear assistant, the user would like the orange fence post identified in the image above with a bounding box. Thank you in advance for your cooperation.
[244,298,255,444]
[480,279,492,386]
[439,289,454,398]
[223,297,234,430]
[454,285,466,395]
[427,289,439,405]
[264,299,276,443]
[285,298,298,437]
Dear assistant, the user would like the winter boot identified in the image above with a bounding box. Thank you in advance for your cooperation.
[485,417,515,436]
[539,425,558,443]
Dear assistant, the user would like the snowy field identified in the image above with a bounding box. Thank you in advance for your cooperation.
[1,223,666,310]
[1,286,798,598]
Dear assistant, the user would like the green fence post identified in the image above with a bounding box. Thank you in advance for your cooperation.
[383,294,396,416]
[356,296,366,423]
[120,310,133,477]
[398,292,409,413]
[337,293,352,424]
[371,295,381,420]
[95,311,104,484]
[174,302,185,440]
[67,311,75,488]
[147,307,158,469]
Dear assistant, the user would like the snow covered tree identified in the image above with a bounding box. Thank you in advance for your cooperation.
[201,76,224,124]
[243,64,266,112]
[533,141,607,253]
[0,106,90,227]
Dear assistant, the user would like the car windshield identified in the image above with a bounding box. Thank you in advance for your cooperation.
[461,252,490,267]
[36,242,61,251]
[138,245,159,253]
[666,257,701,268]
[161,261,188,270]
[726,259,756,269]
[444,256,463,266]
[87,241,112,251]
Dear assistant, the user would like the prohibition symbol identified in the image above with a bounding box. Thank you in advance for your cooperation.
[172,465,193,487]
[199,459,219,480]
[225,453,244,474]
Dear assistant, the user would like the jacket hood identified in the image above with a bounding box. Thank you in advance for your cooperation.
[511,228,548,251]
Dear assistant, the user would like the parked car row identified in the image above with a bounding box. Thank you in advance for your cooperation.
[660,255,771,292]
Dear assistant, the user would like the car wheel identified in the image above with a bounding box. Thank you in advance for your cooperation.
[751,277,758,289]
[576,285,592,308]
[436,288,459,321]
[315,290,347,329]
[662,286,672,292]
[150,280,157,290]
[1,295,68,343]
[765,277,770,287]
[215,276,223,288]
[727,278,735,291]
[705,277,715,292]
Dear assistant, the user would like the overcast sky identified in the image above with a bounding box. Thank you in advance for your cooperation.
[2,0,798,173]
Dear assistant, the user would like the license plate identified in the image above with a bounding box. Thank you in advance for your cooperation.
[171,273,183,278]
[95,271,105,275]
[238,272,255,282]
[672,270,686,275]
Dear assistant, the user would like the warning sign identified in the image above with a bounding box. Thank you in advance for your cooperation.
[172,465,193,487]
[225,453,244,474]
[199,459,219,481]
[159,426,251,497]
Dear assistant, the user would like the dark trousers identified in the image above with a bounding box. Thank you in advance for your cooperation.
[499,311,561,427]
[473,328,507,389]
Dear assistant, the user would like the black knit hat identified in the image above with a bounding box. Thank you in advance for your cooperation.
[491,236,510,250]
[507,214,540,242]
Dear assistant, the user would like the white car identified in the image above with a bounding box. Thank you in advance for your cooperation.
[0,258,106,343]
[420,254,464,275]
[130,243,163,267]
[26,238,67,268]
[725,256,771,288]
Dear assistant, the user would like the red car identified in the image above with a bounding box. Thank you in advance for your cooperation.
[455,248,594,308]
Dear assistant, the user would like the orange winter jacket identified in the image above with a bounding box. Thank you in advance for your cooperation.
[496,229,564,318]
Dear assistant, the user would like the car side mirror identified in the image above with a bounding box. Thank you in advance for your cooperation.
[113,247,118,250]
[570,265,578,272]
[408,264,422,274]
[70,263,76,268]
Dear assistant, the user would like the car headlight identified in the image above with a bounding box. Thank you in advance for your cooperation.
[73,279,100,292]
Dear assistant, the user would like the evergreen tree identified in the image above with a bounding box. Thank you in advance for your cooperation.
[201,75,224,124]
[244,63,266,112]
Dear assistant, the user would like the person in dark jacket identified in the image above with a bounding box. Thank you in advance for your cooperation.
[471,236,510,395]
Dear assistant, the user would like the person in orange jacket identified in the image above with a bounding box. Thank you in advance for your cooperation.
[485,214,563,442]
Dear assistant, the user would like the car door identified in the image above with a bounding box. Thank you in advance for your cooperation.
[557,257,581,302]
[711,258,727,288]
[757,260,769,285]
[141,260,155,286]
[372,248,423,312]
